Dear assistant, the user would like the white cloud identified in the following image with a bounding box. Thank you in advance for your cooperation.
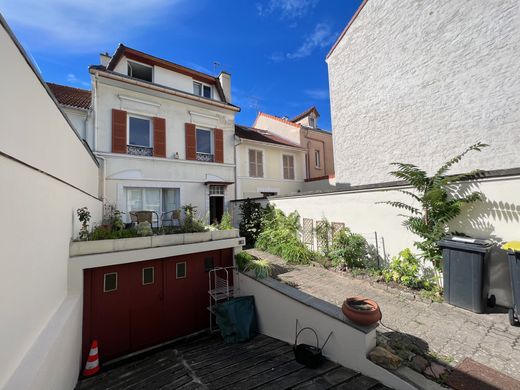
[304,88,329,100]
[269,51,286,63]
[0,0,182,53]
[66,73,90,87]
[256,0,318,19]
[287,23,338,59]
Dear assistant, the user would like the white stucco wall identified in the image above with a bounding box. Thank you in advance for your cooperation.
[100,153,235,222]
[93,78,235,161]
[236,141,305,198]
[327,0,520,186]
[113,55,222,102]
[0,20,102,389]
[62,107,88,140]
[254,114,302,145]
[236,274,415,390]
[90,75,237,221]
[271,175,520,307]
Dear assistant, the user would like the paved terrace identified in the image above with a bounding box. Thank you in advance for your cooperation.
[247,249,520,381]
[76,335,387,390]
[76,334,390,390]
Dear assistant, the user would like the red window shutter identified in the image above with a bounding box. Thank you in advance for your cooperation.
[214,128,224,163]
[112,109,127,153]
[185,123,196,160]
[153,117,166,157]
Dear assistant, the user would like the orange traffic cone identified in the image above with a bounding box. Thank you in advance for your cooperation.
[83,340,100,377]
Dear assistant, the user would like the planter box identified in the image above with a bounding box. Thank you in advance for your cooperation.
[70,229,240,257]
[70,240,115,256]
[211,229,239,241]
[183,231,212,244]
[114,236,152,252]
[151,234,184,247]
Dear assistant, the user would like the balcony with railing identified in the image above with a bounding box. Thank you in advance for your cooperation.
[127,145,153,156]
[196,152,214,162]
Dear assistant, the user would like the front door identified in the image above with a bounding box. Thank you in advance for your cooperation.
[209,196,224,224]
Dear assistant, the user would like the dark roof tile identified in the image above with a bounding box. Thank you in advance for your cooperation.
[235,125,303,149]
[47,82,91,110]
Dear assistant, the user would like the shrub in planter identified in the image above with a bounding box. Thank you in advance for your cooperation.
[329,228,368,269]
[137,221,153,237]
[234,252,272,279]
[181,204,208,233]
[218,211,233,230]
[90,225,137,240]
[255,208,313,264]
[76,207,91,241]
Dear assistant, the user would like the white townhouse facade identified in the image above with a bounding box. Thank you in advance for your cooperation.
[235,124,306,198]
[52,45,240,224]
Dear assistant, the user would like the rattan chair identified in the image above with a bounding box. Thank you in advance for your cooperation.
[131,211,159,229]
[161,209,181,227]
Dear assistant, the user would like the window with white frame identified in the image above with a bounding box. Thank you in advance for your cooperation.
[128,116,152,147]
[283,155,295,180]
[315,149,321,168]
[196,128,213,155]
[127,61,153,82]
[249,149,263,178]
[126,187,180,221]
[209,185,225,195]
[193,81,212,99]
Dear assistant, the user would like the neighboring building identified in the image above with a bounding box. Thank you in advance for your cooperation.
[52,45,240,224]
[326,0,520,187]
[252,107,334,181]
[46,82,92,142]
[235,124,306,198]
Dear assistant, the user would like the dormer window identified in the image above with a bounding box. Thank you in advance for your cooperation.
[193,82,212,99]
[127,61,153,82]
[309,116,316,128]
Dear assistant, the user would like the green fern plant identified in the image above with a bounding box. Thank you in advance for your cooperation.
[379,142,488,271]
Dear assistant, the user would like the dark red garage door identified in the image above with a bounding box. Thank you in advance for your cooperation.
[82,249,233,364]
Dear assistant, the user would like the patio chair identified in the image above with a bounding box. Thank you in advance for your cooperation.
[133,211,159,229]
[161,209,181,227]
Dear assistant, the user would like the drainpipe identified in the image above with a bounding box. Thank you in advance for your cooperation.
[96,154,106,201]
[234,135,241,200]
[93,71,99,152]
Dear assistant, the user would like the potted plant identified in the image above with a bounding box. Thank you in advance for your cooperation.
[342,296,382,326]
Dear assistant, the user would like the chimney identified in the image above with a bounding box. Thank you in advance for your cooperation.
[218,71,231,103]
[100,52,111,67]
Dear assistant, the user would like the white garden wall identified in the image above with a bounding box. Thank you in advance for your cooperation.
[236,273,415,390]
[327,0,520,187]
[0,17,102,390]
[271,174,520,307]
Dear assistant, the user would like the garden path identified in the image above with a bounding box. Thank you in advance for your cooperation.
[247,249,520,381]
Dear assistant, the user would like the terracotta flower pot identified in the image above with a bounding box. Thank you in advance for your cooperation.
[342,296,382,326]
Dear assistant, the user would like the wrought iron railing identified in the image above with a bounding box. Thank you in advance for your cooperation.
[196,152,214,162]
[127,145,153,156]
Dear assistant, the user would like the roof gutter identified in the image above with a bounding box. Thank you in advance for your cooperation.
[237,137,306,151]
[90,69,240,113]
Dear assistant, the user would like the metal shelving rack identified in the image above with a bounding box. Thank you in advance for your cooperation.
[208,266,235,332]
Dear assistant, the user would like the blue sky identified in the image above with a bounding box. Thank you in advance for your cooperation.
[0,0,362,130]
